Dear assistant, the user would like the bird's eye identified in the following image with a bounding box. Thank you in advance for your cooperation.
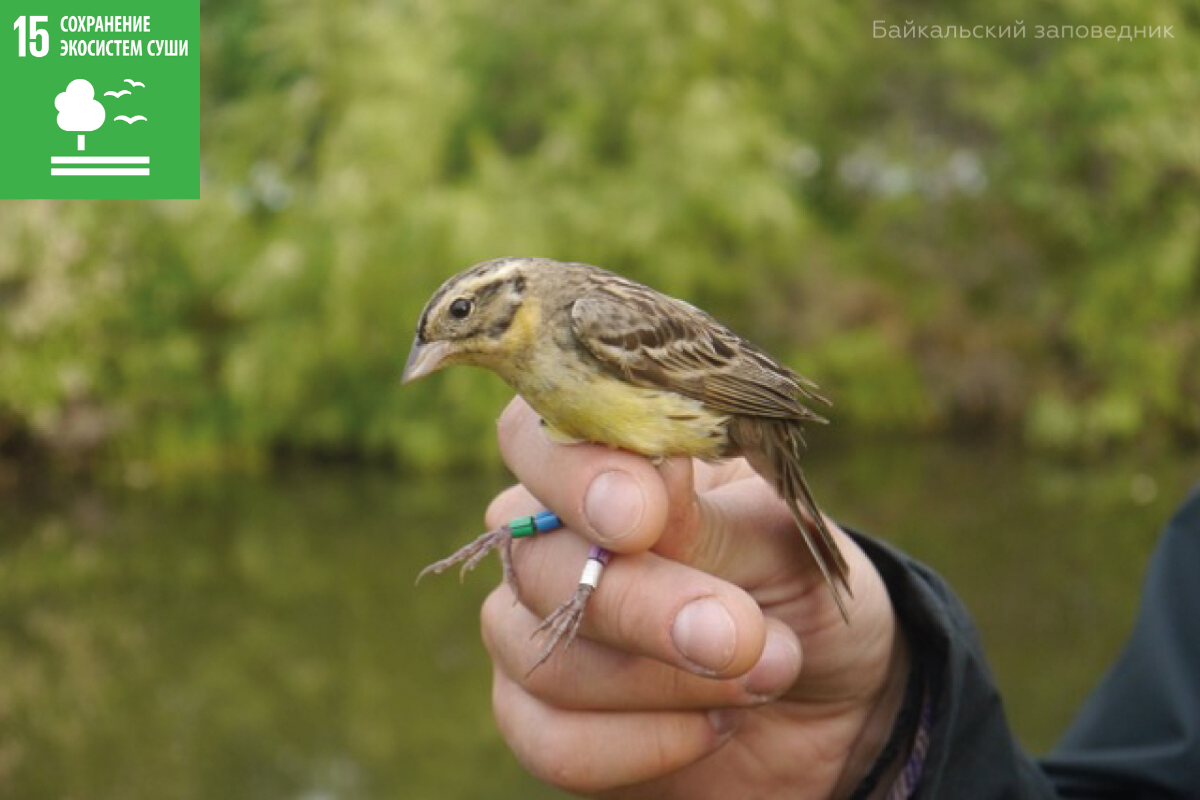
[449,298,473,320]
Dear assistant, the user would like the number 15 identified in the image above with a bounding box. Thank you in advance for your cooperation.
[14,15,50,57]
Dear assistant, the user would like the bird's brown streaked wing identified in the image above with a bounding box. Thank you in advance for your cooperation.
[570,290,828,421]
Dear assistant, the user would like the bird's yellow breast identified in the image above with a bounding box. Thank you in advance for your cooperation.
[517,368,730,459]
[483,296,730,458]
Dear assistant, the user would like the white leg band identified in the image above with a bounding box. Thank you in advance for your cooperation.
[579,557,605,589]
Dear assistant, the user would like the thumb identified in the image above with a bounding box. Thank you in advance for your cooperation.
[652,456,838,597]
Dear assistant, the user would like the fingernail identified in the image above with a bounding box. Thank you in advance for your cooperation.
[584,471,645,543]
[742,628,801,699]
[706,708,744,738]
[672,597,737,674]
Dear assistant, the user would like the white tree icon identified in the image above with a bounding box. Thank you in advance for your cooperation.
[56,79,106,151]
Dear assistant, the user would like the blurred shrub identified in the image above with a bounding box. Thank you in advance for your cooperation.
[1,0,1197,478]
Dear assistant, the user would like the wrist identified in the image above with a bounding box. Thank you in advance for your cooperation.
[837,615,913,799]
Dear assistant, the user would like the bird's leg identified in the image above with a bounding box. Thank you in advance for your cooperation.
[416,510,562,594]
[416,525,517,588]
[528,545,612,674]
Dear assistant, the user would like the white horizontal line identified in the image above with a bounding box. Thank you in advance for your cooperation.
[51,168,150,176]
[51,156,150,164]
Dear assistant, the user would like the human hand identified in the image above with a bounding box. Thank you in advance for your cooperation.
[482,397,909,799]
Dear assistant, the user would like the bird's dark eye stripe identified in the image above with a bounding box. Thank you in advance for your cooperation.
[486,317,514,338]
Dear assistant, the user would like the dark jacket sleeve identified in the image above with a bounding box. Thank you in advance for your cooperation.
[851,533,1059,799]
[849,482,1200,800]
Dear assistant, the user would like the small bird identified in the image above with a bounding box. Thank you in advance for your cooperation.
[405,257,849,670]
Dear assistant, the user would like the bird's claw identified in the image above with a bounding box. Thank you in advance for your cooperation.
[416,524,518,593]
[527,584,595,676]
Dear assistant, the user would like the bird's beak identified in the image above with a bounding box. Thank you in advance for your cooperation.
[402,338,451,384]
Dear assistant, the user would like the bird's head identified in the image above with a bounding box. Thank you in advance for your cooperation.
[402,258,541,384]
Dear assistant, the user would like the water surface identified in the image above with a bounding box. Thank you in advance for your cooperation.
[0,440,1194,798]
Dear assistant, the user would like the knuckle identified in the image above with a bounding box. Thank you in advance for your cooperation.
[484,489,511,529]
[496,397,530,462]
[479,588,508,654]
[484,484,536,529]
[603,570,642,645]
[524,737,599,793]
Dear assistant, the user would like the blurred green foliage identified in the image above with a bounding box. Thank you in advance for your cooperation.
[1,0,1198,478]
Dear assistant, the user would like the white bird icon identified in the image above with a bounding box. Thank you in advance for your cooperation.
[124,79,145,88]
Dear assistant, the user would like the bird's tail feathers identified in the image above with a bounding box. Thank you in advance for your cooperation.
[783,461,852,623]
[734,418,851,623]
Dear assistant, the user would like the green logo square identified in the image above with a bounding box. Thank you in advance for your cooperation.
[1,2,199,199]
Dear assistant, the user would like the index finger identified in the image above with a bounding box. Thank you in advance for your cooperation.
[495,396,670,554]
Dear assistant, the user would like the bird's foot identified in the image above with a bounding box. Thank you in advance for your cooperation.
[415,511,563,595]
[526,546,611,675]
[528,584,594,675]
[416,524,518,592]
